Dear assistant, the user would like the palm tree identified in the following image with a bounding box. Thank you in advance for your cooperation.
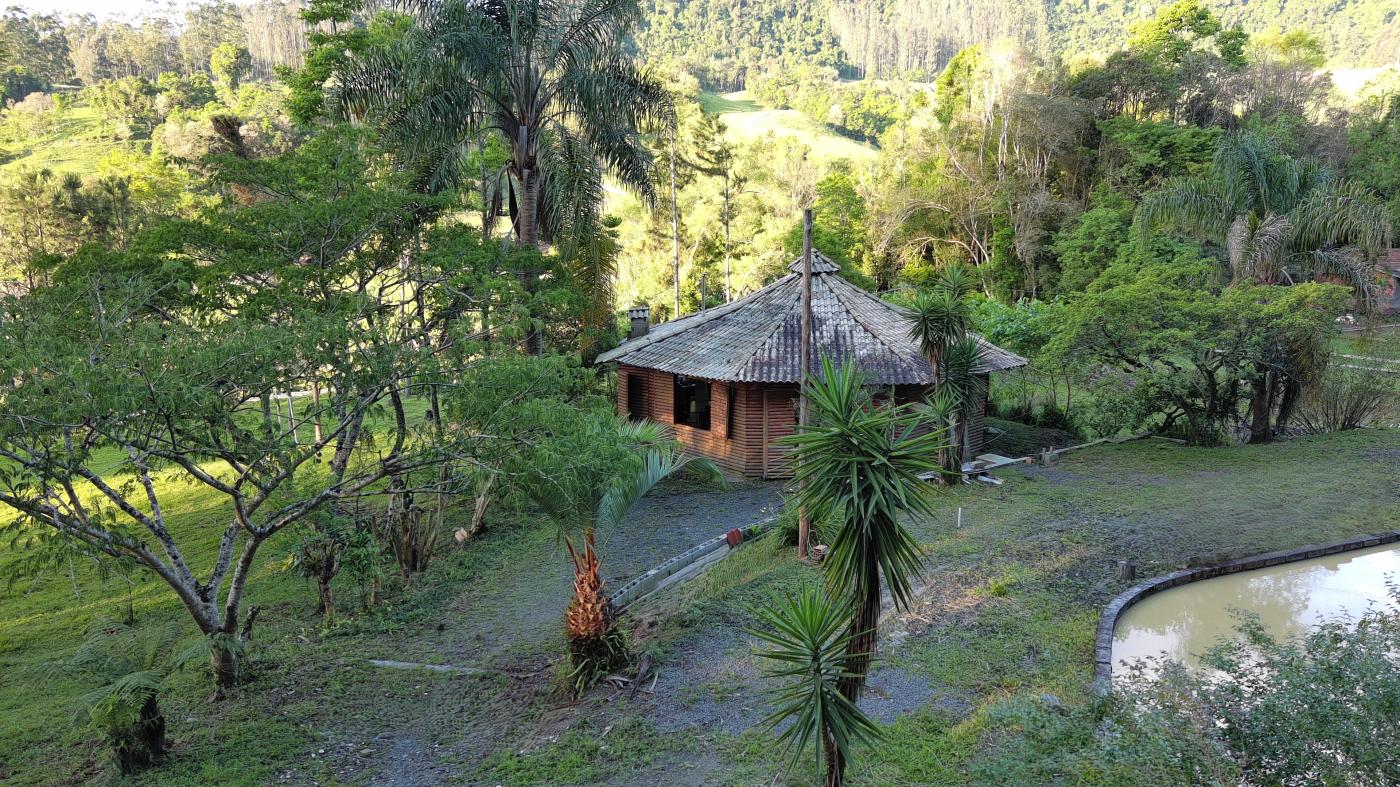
[783,356,946,785]
[1136,132,1392,298]
[908,265,983,476]
[336,0,672,351]
[749,587,884,787]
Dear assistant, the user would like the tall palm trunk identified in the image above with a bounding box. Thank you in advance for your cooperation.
[516,126,542,355]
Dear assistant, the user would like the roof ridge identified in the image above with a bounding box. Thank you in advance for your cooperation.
[825,276,928,372]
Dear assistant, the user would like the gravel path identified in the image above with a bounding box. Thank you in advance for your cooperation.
[435,482,783,667]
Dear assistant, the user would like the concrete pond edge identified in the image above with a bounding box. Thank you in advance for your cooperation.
[1093,527,1400,694]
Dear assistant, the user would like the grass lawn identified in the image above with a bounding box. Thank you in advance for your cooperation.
[509,428,1400,785]
[697,90,878,165]
[1,427,1396,784]
[0,106,144,176]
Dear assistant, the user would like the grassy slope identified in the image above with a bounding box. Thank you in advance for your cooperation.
[2,424,1397,783]
[697,90,878,165]
[0,106,142,176]
[505,428,1400,785]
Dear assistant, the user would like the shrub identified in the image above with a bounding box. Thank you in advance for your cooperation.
[1297,362,1397,433]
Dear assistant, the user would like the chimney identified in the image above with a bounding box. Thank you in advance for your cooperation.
[628,306,651,339]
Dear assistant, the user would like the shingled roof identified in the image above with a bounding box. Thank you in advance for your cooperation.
[597,252,1028,384]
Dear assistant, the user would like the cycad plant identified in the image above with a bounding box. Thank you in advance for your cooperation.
[1136,132,1392,298]
[781,356,944,784]
[749,587,884,786]
[524,412,720,694]
[48,621,205,775]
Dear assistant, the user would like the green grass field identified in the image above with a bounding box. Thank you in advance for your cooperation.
[0,106,144,176]
[698,90,879,165]
[3,421,1396,783]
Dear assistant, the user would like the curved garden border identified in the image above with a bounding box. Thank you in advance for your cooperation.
[1093,527,1400,693]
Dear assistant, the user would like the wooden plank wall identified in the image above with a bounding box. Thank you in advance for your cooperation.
[617,365,763,478]
[614,367,989,478]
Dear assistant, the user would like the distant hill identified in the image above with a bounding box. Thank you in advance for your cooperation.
[640,0,1400,86]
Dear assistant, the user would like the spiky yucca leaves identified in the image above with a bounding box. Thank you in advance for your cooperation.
[1136,132,1391,298]
[563,529,625,694]
[749,587,883,787]
[920,387,962,483]
[782,357,944,785]
[907,288,971,374]
[940,336,988,465]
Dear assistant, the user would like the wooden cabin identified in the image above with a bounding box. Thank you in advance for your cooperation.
[596,252,1028,479]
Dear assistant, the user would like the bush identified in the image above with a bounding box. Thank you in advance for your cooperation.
[1297,362,1397,433]
[765,498,839,548]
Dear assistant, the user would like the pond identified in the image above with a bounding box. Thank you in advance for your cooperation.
[1112,542,1400,677]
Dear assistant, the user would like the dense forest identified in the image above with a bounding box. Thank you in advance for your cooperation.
[0,0,1397,784]
[638,0,1400,86]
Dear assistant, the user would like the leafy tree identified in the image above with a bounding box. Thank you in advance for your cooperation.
[0,131,453,691]
[336,0,672,354]
[1136,132,1393,297]
[782,356,944,784]
[208,42,251,95]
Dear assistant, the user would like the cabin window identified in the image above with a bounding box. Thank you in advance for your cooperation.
[626,373,646,421]
[673,376,711,430]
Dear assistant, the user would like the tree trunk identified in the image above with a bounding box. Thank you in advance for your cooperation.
[833,554,881,786]
[114,695,166,775]
[210,641,239,693]
[823,729,845,787]
[1248,372,1274,444]
[516,126,541,356]
[317,577,335,626]
[1274,377,1303,435]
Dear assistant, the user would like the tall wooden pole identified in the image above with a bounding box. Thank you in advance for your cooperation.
[797,208,813,561]
[670,134,680,318]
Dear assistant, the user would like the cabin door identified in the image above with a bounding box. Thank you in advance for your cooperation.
[762,388,798,479]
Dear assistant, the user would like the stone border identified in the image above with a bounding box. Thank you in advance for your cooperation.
[1093,527,1400,694]
[612,515,779,609]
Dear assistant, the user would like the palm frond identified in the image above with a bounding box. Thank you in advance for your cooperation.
[595,447,722,531]
[1134,176,1233,247]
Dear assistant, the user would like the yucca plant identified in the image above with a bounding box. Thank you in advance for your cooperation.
[907,287,971,373]
[782,356,944,785]
[940,336,988,467]
[48,621,206,775]
[749,587,883,787]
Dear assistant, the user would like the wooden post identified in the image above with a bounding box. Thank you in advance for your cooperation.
[670,132,680,318]
[797,208,814,561]
[700,272,708,312]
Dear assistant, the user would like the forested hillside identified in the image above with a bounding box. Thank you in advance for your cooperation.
[638,0,1400,86]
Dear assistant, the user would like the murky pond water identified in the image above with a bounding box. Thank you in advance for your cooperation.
[1112,543,1400,676]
